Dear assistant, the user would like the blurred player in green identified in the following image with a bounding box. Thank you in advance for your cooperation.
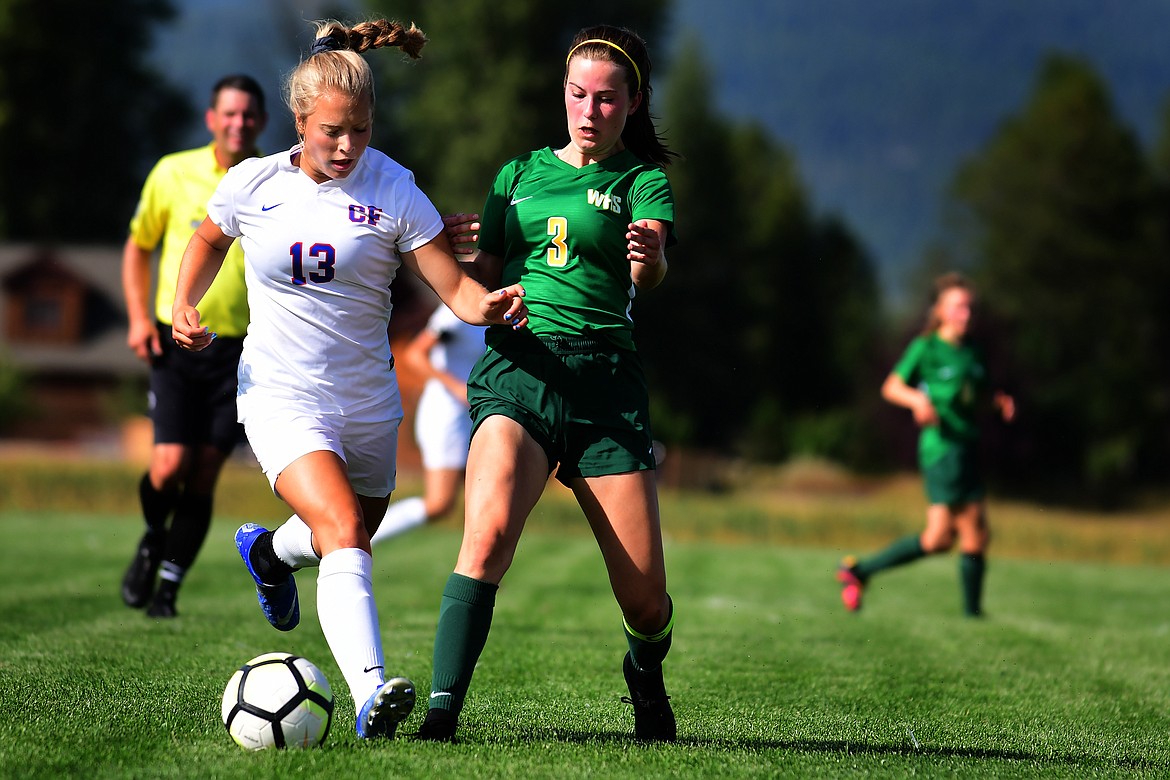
[120,75,267,618]
[415,24,678,743]
[838,272,1014,617]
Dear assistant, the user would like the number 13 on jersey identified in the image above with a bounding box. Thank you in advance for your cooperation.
[290,242,337,285]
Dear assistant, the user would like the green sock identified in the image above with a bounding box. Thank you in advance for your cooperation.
[959,553,986,616]
[855,534,925,581]
[624,596,674,672]
[429,573,498,714]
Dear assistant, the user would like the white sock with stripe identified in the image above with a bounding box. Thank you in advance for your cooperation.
[316,548,386,713]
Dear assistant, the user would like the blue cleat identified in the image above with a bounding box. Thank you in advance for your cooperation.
[234,523,299,631]
[357,677,416,739]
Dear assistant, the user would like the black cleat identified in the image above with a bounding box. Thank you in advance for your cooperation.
[413,707,458,742]
[146,596,177,618]
[121,534,163,608]
[622,652,676,742]
[146,583,178,618]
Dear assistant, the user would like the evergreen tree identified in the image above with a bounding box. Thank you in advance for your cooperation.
[366,0,668,210]
[363,5,882,464]
[0,0,191,241]
[952,53,1167,500]
[641,39,882,461]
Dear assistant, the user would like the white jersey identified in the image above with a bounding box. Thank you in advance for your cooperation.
[414,304,484,469]
[207,145,443,422]
[424,304,484,384]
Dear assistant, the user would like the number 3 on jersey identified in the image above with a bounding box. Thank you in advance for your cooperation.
[290,242,336,285]
[546,217,568,267]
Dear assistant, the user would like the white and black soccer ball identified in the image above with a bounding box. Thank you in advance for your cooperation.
[221,652,334,750]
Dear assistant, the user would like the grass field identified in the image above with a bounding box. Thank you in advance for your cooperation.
[2,458,1169,778]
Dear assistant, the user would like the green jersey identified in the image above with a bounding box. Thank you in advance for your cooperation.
[478,147,675,352]
[893,332,989,465]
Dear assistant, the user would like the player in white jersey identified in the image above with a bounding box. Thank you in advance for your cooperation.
[215,141,440,423]
[169,19,527,742]
[371,303,484,544]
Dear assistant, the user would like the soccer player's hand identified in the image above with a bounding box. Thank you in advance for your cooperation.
[626,219,662,265]
[482,284,528,330]
[994,391,1016,423]
[911,395,939,427]
[171,306,216,352]
[443,212,481,255]
[127,317,162,362]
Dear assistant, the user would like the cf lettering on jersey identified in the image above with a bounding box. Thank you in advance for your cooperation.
[586,189,623,214]
[349,204,384,226]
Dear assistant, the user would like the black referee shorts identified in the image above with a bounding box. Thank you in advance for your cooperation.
[149,321,244,453]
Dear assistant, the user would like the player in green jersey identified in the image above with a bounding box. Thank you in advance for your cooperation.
[415,24,679,743]
[838,273,1014,616]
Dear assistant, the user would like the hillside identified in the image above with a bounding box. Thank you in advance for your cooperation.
[153,0,1170,299]
[665,0,1170,298]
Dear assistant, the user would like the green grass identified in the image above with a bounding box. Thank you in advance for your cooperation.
[2,483,1169,780]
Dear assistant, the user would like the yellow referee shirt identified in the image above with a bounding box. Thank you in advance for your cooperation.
[128,143,250,336]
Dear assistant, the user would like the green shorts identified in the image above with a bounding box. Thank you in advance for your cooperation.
[922,445,985,507]
[467,333,655,482]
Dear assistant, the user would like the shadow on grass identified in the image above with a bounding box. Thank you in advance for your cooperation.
[456,726,1167,773]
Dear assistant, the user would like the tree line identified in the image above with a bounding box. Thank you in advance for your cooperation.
[2,0,1167,502]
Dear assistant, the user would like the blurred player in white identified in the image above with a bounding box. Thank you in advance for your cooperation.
[371,302,484,543]
[170,18,527,741]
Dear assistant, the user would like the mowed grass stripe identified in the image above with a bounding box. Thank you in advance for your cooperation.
[1,508,1168,778]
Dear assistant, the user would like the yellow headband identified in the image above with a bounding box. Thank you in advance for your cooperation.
[566,39,642,92]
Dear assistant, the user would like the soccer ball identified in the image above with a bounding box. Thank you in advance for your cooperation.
[221,652,334,750]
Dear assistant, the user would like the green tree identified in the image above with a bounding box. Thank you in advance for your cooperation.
[367,0,669,210]
[365,4,881,465]
[952,53,1167,501]
[640,39,882,462]
[1151,93,1170,181]
[0,0,191,241]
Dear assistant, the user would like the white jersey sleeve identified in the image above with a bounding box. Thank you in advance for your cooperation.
[425,304,485,382]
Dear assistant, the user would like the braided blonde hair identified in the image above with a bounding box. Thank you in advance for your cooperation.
[285,19,427,124]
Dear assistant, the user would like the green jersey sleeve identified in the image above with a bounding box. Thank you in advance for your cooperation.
[892,336,928,385]
[629,167,677,246]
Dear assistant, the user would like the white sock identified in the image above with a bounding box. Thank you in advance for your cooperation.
[369,496,428,545]
[316,548,386,713]
[158,561,184,583]
[272,514,321,569]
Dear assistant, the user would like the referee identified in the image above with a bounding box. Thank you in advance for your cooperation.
[119,74,267,618]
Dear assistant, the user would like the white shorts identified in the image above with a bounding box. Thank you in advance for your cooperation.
[414,381,472,470]
[240,396,402,497]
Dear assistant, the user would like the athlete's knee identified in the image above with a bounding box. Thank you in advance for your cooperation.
[310,511,370,553]
[920,529,955,553]
[456,523,519,582]
[185,449,229,493]
[622,590,671,637]
[426,494,458,521]
[959,526,990,554]
[149,451,187,490]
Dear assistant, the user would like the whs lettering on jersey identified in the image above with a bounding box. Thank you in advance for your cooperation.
[587,189,623,214]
